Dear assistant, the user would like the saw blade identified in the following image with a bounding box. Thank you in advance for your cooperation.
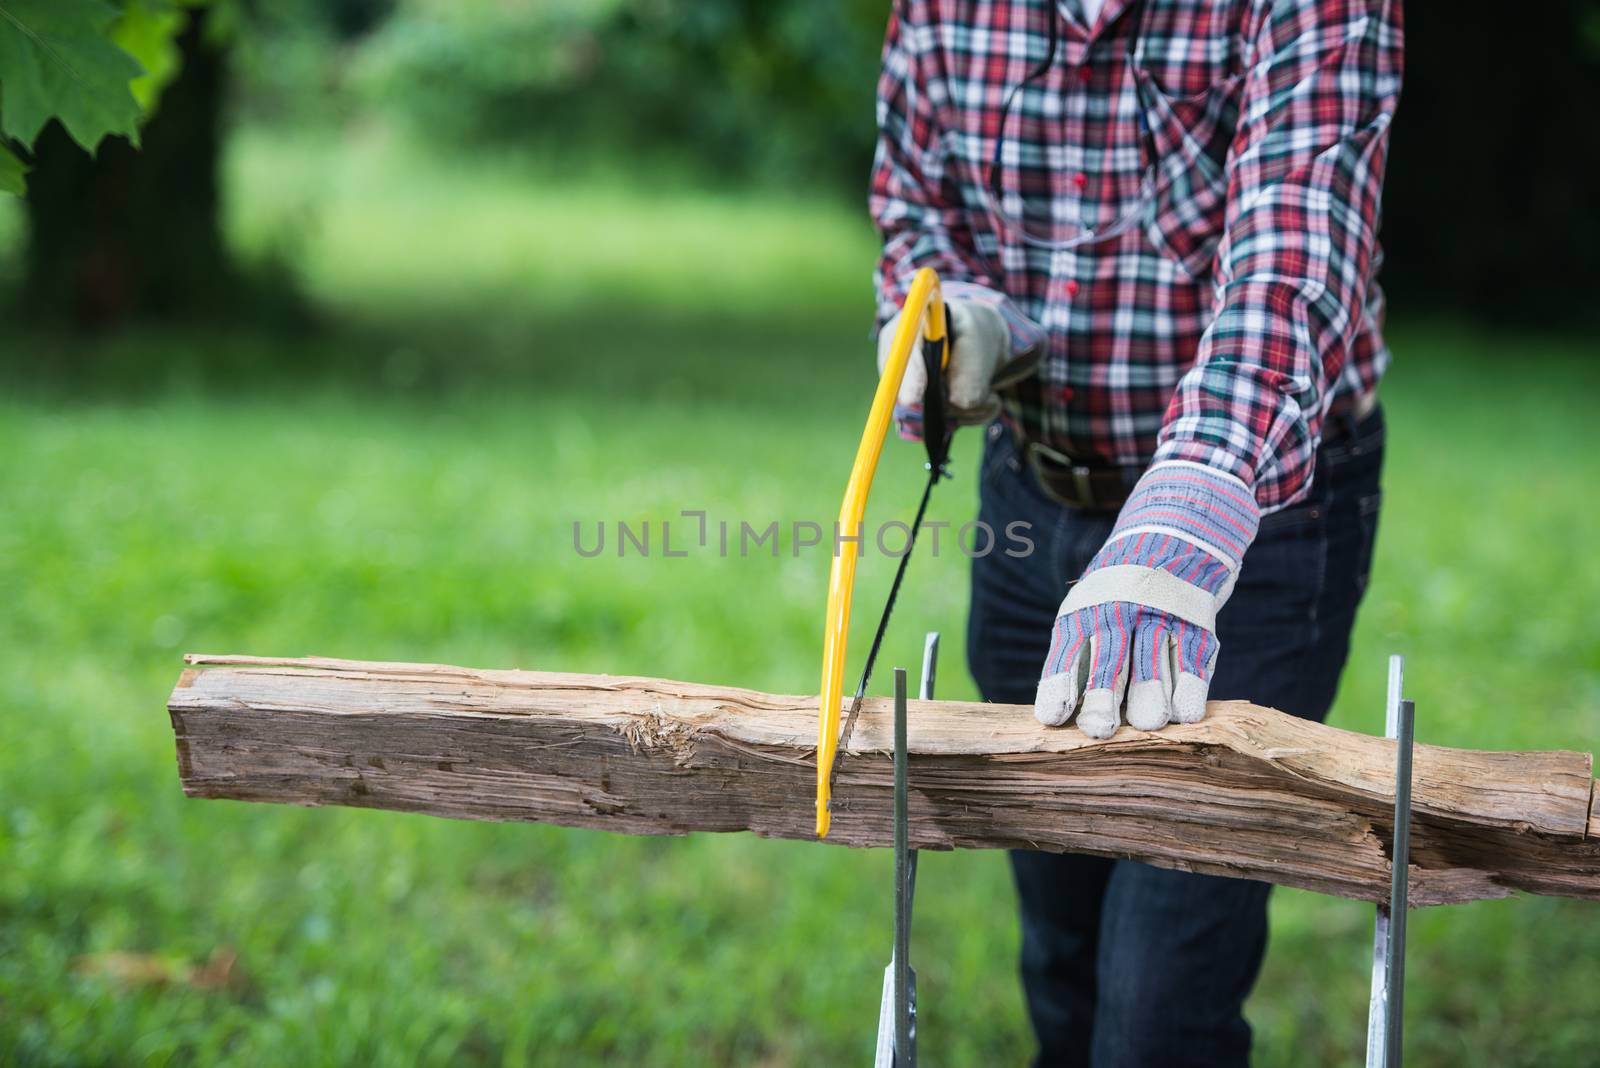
[827,461,943,797]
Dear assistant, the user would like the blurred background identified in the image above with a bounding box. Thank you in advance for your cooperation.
[2,1,1599,1064]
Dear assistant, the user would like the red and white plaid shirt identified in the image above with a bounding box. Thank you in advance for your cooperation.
[870,0,1403,512]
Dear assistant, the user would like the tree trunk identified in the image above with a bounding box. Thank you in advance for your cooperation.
[22,10,229,330]
[167,654,1600,907]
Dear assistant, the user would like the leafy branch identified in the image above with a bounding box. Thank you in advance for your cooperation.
[0,0,205,195]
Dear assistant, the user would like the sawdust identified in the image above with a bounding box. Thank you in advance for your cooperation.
[617,701,701,763]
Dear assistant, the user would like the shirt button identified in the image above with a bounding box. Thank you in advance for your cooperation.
[1073,172,1087,189]
[1065,280,1081,297]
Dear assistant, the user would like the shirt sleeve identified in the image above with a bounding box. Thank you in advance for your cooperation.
[1152,0,1403,513]
[869,1,1042,357]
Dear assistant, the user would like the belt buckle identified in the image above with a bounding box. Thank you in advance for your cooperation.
[1024,440,1099,510]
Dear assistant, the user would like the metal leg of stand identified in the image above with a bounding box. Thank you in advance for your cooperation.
[875,634,938,1068]
[1365,655,1415,1068]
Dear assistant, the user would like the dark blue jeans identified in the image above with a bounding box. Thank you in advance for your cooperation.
[967,409,1385,1068]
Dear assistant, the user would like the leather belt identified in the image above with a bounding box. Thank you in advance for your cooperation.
[1010,388,1378,514]
[1014,432,1143,513]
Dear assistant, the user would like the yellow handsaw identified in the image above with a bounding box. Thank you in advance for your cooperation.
[816,267,951,837]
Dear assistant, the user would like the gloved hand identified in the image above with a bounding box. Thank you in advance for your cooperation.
[1034,461,1260,738]
[877,297,1035,440]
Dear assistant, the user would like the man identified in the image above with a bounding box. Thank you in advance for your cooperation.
[869,0,1400,1064]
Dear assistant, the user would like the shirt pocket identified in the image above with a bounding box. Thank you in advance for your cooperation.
[1134,68,1244,281]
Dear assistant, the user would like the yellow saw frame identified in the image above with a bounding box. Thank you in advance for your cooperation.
[816,266,947,837]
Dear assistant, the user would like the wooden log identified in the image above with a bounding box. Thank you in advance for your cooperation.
[167,654,1600,907]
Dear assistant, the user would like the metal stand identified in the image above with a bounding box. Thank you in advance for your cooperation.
[875,633,938,1067]
[1365,654,1416,1068]
[868,644,1416,1065]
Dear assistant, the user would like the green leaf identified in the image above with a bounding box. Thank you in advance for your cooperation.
[0,0,145,151]
[110,1,186,111]
[0,140,26,193]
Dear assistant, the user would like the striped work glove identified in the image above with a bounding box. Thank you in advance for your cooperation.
[1034,461,1260,738]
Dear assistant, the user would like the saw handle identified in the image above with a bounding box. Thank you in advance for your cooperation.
[816,267,948,838]
[920,310,954,474]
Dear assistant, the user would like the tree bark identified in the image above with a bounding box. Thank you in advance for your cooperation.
[167,654,1600,907]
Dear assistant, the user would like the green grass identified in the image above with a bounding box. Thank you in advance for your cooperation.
[3,129,1600,1066]
[223,126,880,327]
